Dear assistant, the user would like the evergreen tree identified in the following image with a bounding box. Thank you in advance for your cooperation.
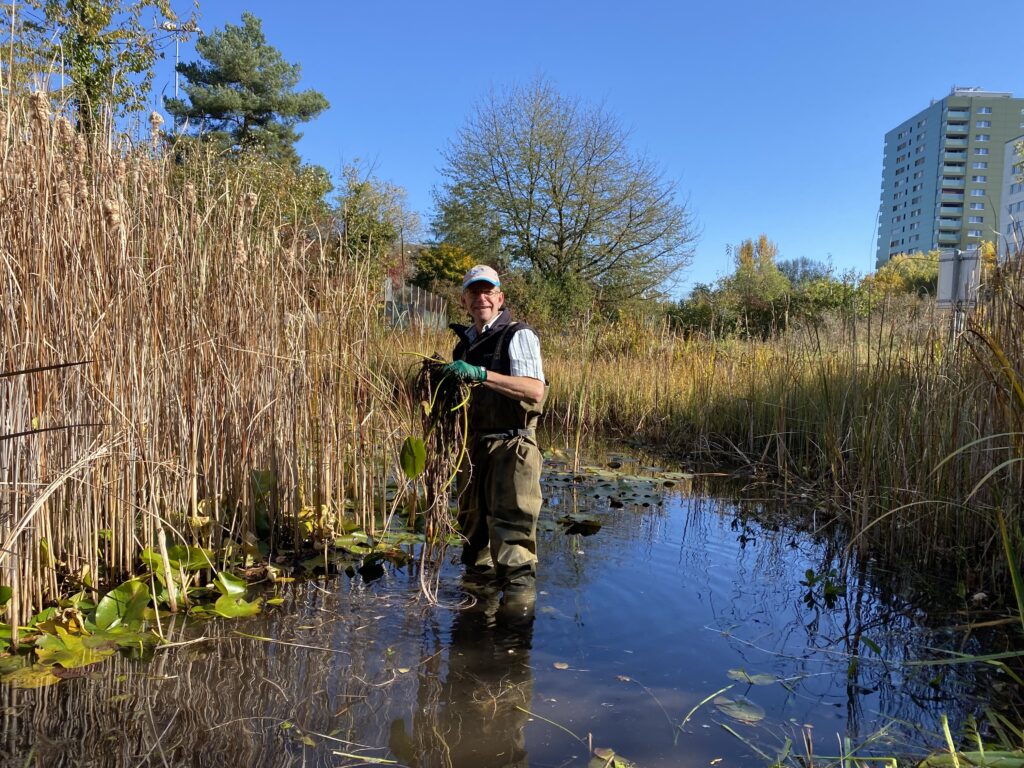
[164,12,328,164]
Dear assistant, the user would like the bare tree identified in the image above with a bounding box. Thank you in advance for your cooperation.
[433,78,697,308]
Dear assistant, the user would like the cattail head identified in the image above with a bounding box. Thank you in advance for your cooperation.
[233,235,247,265]
[56,116,74,145]
[101,199,122,233]
[149,111,163,149]
[76,178,89,207]
[57,179,73,210]
[29,91,49,125]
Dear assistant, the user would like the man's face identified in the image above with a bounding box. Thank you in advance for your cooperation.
[461,282,504,326]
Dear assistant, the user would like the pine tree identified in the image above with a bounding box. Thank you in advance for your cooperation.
[164,12,328,164]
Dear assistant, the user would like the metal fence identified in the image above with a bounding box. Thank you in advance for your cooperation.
[383,278,448,331]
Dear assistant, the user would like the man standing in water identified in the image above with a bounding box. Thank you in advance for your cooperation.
[443,265,546,609]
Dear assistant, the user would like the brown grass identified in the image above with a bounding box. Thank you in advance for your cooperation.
[1,96,415,628]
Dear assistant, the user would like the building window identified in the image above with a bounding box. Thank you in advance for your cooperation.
[968,216,984,224]
[970,189,985,197]
[975,148,990,155]
[976,120,991,128]
[967,229,982,237]
[977,107,992,114]
[975,134,990,141]
[971,175,987,183]
[911,196,921,204]
[912,183,923,192]
[970,202,985,210]
[972,162,988,169]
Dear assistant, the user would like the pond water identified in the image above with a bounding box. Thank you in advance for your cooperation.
[0,457,1015,767]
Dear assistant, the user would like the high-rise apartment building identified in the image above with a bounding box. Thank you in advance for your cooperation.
[1001,135,1024,251]
[875,87,1024,267]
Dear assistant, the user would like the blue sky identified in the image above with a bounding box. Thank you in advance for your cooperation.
[152,1,1024,294]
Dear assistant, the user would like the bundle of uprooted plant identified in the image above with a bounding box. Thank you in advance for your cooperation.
[406,358,471,603]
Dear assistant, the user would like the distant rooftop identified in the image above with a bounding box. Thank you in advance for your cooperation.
[948,86,1014,98]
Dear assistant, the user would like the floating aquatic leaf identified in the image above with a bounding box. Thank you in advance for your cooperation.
[714,694,765,723]
[727,668,776,686]
[400,436,426,480]
[1,664,61,688]
[214,572,247,597]
[213,594,262,618]
[35,627,116,669]
[335,533,375,555]
[94,579,151,631]
[589,747,638,768]
[559,515,602,536]
[141,545,215,573]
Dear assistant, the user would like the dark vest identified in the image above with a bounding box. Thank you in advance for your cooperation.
[450,309,545,434]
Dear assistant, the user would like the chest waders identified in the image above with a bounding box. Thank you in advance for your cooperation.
[451,310,546,597]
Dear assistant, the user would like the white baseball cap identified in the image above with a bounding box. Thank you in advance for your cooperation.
[462,264,501,289]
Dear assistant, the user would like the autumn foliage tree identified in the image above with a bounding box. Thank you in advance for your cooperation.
[433,77,696,317]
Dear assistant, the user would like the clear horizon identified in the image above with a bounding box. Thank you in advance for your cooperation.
[150,0,1024,295]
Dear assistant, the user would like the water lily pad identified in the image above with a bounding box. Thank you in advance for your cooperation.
[559,515,602,536]
[727,668,776,686]
[589,747,638,768]
[1,664,61,688]
[400,436,426,480]
[214,572,247,597]
[35,628,116,669]
[213,594,262,618]
[714,694,765,723]
[94,579,151,631]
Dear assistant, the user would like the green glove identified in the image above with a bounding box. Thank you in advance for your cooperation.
[443,360,487,383]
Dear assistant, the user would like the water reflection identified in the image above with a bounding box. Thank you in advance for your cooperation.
[0,461,1016,767]
[390,589,535,767]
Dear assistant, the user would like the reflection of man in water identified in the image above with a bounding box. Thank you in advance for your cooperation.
[389,599,535,767]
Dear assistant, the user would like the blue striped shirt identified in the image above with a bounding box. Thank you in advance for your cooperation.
[464,321,545,381]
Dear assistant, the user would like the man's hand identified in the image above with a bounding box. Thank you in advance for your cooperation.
[442,360,487,383]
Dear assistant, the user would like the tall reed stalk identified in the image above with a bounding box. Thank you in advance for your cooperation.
[1,95,409,628]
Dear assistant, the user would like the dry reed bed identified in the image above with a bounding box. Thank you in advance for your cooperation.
[544,278,1023,591]
[1,97,412,627]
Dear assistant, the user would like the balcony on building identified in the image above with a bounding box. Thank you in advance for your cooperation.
[937,232,961,244]
[942,164,965,175]
[944,150,967,161]
[938,217,961,228]
[944,137,968,148]
[941,192,965,203]
[945,122,969,135]
[939,205,963,216]
[946,109,970,119]
[941,178,965,189]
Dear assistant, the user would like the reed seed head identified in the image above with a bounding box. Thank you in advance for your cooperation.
[101,198,122,232]
[30,91,49,125]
